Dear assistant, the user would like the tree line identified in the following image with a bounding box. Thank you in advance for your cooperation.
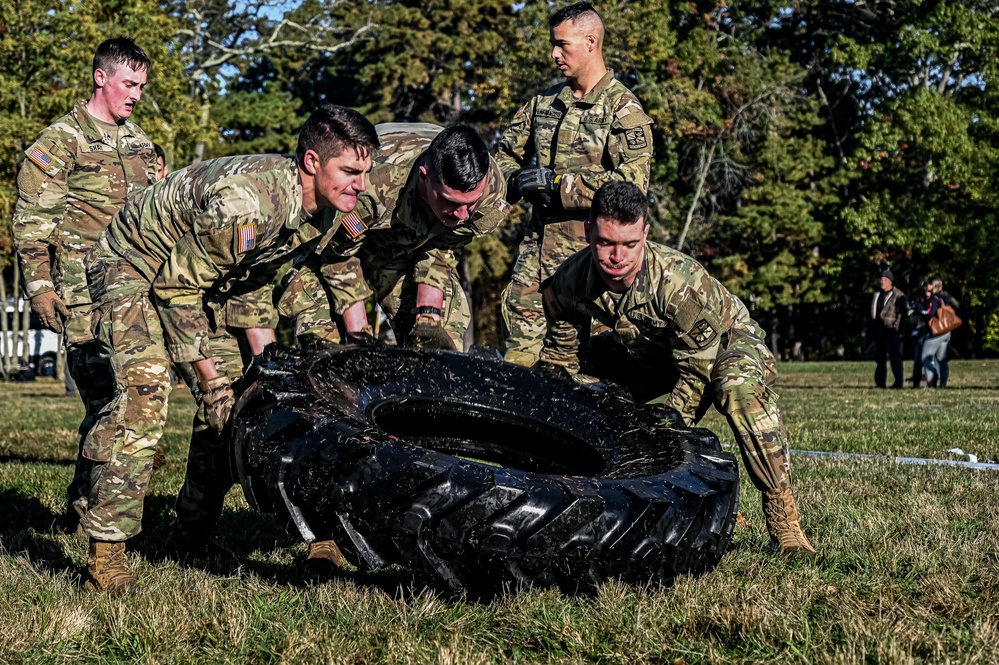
[2,0,996,359]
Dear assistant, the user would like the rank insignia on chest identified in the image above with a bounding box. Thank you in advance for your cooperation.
[341,211,369,238]
[237,223,256,253]
[27,144,55,171]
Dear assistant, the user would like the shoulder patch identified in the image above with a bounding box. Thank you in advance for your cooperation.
[26,143,61,175]
[237,223,256,253]
[624,127,648,150]
[688,319,718,348]
[340,210,369,238]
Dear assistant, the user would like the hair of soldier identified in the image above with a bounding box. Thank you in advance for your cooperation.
[550,2,602,29]
[93,37,151,76]
[153,143,166,161]
[297,104,380,165]
[426,125,490,192]
[589,181,648,226]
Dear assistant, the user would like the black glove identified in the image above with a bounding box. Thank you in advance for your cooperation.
[404,315,456,351]
[532,360,574,382]
[508,167,560,207]
[343,326,377,346]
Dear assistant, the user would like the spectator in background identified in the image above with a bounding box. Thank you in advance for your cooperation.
[870,269,906,389]
[908,280,931,388]
[153,143,169,180]
[920,277,956,388]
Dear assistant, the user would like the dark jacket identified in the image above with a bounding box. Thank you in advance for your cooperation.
[871,286,906,332]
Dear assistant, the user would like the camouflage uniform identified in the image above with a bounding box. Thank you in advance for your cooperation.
[12,99,156,516]
[540,241,791,494]
[82,155,340,541]
[497,70,653,365]
[281,123,509,349]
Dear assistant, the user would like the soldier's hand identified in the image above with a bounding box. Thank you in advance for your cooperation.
[508,167,560,207]
[343,325,377,347]
[199,376,236,432]
[532,360,574,382]
[404,315,456,351]
[30,291,70,334]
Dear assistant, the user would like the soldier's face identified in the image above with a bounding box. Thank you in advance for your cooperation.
[156,155,169,180]
[550,23,590,79]
[586,217,649,292]
[310,148,372,212]
[93,63,148,123]
[420,167,486,228]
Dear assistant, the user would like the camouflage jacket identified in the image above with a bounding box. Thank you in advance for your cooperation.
[102,155,338,362]
[13,99,156,306]
[319,123,509,313]
[540,241,761,412]
[496,70,653,220]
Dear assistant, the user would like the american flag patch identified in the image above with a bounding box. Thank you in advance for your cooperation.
[27,144,55,171]
[237,223,256,253]
[341,211,368,238]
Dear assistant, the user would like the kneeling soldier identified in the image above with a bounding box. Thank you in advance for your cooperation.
[279,123,508,351]
[538,181,815,554]
[79,105,379,591]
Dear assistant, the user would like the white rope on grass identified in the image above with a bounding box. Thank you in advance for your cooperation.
[721,444,999,471]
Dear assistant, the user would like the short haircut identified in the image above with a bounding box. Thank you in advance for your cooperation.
[93,36,150,76]
[550,2,601,29]
[427,125,490,192]
[589,181,648,225]
[297,104,380,165]
[153,143,166,161]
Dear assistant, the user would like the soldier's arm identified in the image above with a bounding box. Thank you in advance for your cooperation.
[558,100,654,211]
[317,255,374,316]
[537,280,588,374]
[663,347,715,424]
[496,98,537,179]
[12,134,76,298]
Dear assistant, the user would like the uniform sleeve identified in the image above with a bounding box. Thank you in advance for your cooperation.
[319,255,375,315]
[559,101,654,211]
[538,279,588,373]
[663,347,715,424]
[12,134,76,298]
[224,283,279,329]
[659,285,725,424]
[496,98,537,180]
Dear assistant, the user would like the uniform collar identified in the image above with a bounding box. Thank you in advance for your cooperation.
[74,99,136,145]
[556,69,617,107]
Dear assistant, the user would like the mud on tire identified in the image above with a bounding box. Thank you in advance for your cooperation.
[231,345,739,597]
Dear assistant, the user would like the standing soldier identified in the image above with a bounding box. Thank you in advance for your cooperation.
[79,105,379,592]
[280,123,509,351]
[538,182,815,554]
[497,2,653,366]
[12,37,157,534]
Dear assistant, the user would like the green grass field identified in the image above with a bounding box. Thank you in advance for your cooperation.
[1,360,997,664]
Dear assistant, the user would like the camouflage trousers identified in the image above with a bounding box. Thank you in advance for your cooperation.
[502,218,595,366]
[588,330,792,493]
[82,252,245,541]
[280,261,470,350]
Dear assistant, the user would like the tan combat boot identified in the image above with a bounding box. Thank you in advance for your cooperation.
[762,488,816,555]
[84,540,136,593]
[302,539,348,580]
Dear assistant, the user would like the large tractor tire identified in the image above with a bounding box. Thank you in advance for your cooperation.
[231,345,739,597]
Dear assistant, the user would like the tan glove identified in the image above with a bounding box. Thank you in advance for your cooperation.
[30,291,70,333]
[404,315,456,351]
[199,376,236,432]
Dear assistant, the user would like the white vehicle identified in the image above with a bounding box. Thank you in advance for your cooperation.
[3,298,61,377]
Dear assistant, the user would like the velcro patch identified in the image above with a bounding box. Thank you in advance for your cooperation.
[237,223,256,253]
[341,211,368,238]
[625,127,648,150]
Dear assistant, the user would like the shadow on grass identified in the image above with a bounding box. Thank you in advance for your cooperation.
[0,453,76,467]
[0,489,78,579]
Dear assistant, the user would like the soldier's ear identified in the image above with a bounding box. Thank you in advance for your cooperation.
[302,149,320,176]
[93,68,108,88]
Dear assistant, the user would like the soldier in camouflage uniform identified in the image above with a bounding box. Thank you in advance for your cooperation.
[79,105,379,592]
[280,123,509,350]
[12,37,157,535]
[538,182,815,554]
[497,2,653,366]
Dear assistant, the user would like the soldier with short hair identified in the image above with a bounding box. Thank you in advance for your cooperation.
[280,123,509,351]
[497,1,653,366]
[538,181,815,555]
[79,105,379,592]
[12,36,157,534]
